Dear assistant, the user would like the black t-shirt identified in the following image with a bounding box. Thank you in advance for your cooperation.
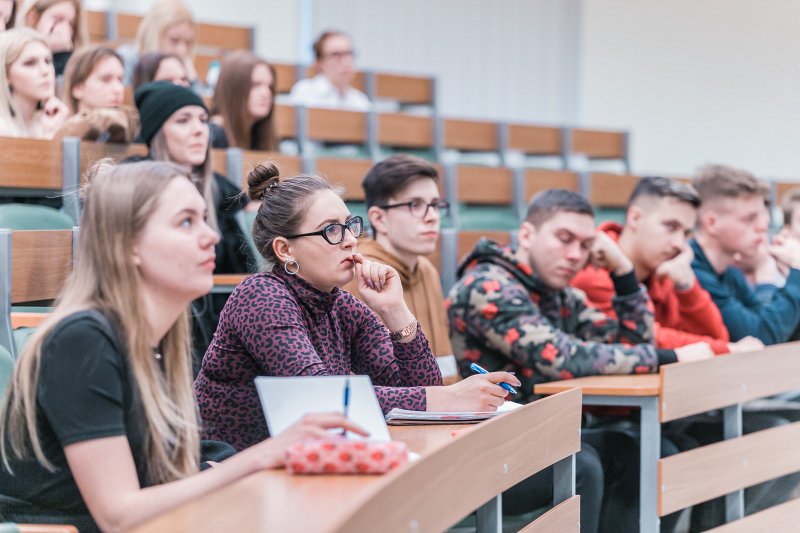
[0,311,150,518]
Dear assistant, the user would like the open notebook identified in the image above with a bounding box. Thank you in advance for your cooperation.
[255,375,392,441]
[385,400,523,425]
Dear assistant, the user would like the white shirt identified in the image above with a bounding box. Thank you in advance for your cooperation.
[289,74,370,112]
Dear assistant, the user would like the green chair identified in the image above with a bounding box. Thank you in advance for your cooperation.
[0,344,13,398]
[0,204,74,230]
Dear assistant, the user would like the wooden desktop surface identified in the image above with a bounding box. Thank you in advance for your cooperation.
[534,374,661,397]
[132,425,463,533]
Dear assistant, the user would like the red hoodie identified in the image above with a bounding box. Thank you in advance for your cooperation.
[571,221,730,355]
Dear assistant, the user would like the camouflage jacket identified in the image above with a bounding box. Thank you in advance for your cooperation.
[446,239,673,402]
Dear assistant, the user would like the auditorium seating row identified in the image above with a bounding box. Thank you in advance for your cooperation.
[87,9,438,113]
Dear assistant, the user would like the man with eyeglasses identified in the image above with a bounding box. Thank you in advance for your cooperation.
[289,30,370,112]
[343,155,457,382]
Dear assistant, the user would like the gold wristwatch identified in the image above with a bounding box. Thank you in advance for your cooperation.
[390,318,418,342]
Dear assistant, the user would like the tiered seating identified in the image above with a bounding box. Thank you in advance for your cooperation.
[0,229,76,358]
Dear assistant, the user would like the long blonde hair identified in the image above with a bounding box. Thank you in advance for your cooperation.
[149,126,218,231]
[15,0,87,50]
[0,161,200,484]
[0,28,52,137]
[135,0,195,55]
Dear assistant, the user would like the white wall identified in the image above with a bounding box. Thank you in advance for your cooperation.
[580,0,800,179]
[313,0,581,124]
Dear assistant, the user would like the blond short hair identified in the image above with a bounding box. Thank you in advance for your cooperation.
[693,164,769,203]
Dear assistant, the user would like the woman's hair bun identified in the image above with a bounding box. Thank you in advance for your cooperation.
[247,162,280,201]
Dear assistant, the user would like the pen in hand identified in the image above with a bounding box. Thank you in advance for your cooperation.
[469,363,518,395]
[341,377,350,436]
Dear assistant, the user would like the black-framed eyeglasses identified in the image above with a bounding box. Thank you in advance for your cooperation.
[379,199,450,219]
[285,216,363,245]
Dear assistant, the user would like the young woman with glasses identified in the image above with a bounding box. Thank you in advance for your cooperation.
[194,163,519,451]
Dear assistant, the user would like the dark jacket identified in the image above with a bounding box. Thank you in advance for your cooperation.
[690,238,800,344]
[446,239,674,402]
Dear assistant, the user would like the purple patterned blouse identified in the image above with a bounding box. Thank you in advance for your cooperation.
[194,267,442,450]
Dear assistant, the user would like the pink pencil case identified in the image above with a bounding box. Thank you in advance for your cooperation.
[286,437,409,475]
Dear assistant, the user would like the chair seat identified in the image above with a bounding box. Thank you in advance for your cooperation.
[0,205,74,230]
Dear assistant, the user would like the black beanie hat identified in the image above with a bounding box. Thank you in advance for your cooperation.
[134,81,208,146]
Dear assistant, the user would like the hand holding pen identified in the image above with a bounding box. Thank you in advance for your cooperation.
[425,365,521,412]
[469,363,518,395]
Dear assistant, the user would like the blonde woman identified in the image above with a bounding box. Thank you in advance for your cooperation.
[118,0,200,92]
[0,161,363,532]
[14,0,87,75]
[210,50,277,151]
[0,28,69,138]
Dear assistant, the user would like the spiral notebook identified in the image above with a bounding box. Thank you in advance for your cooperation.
[385,400,523,425]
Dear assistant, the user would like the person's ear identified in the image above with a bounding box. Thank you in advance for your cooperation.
[517,221,535,251]
[367,205,387,236]
[699,210,717,235]
[71,83,84,104]
[131,241,142,266]
[626,205,643,231]
[272,237,294,264]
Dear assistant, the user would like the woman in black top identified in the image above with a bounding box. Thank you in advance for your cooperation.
[0,161,362,532]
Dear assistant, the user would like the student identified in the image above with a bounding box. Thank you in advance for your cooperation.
[118,0,200,92]
[132,81,253,275]
[194,163,519,452]
[0,0,15,31]
[60,45,125,113]
[132,51,189,90]
[15,0,86,75]
[691,164,800,344]
[210,50,277,151]
[572,176,763,354]
[343,155,456,378]
[447,188,707,399]
[447,188,708,533]
[130,81,255,365]
[289,30,370,111]
[0,28,69,138]
[0,160,363,533]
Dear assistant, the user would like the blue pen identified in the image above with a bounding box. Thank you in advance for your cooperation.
[341,377,350,436]
[469,362,518,395]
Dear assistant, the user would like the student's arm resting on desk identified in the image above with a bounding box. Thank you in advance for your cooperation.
[43,317,364,532]
[666,280,729,339]
[575,270,655,345]
[695,266,800,344]
[449,272,667,382]
[66,413,364,533]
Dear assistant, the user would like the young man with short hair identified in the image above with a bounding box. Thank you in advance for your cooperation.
[572,176,761,354]
[447,188,701,533]
[447,188,701,399]
[289,30,370,111]
[691,164,800,344]
[344,155,456,379]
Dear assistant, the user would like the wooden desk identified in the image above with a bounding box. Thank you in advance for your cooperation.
[133,390,582,533]
[536,374,662,533]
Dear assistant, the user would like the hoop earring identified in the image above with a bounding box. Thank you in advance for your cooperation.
[284,259,300,275]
